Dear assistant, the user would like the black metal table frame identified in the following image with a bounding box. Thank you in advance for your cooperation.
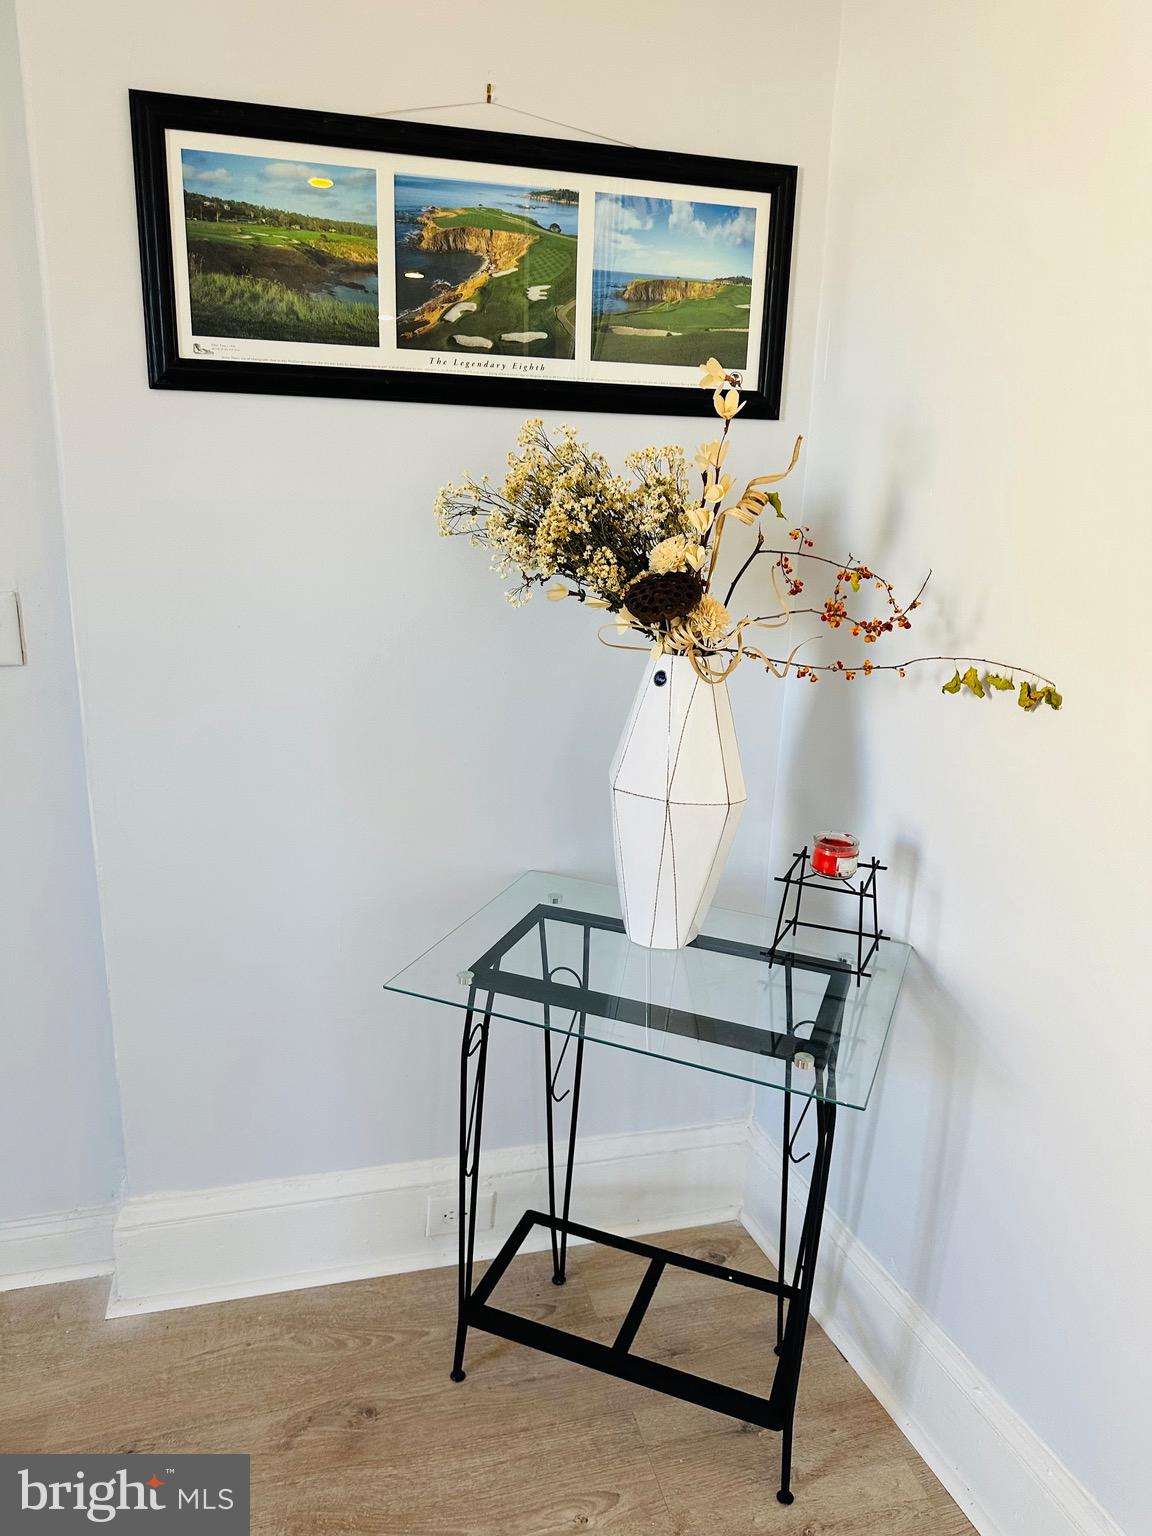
[449,903,850,1506]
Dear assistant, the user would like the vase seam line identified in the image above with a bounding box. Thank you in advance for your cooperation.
[688,799,738,939]
[711,679,733,808]
[666,666,700,801]
[612,789,744,807]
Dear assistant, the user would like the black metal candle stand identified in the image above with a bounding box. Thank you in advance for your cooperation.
[769,847,888,984]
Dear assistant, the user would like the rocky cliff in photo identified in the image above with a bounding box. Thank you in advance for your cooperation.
[418,219,535,272]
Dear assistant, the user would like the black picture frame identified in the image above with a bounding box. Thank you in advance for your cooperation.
[130,89,797,417]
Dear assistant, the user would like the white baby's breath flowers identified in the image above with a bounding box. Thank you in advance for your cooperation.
[435,418,693,610]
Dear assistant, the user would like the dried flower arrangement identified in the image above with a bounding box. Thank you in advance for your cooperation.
[435,358,1061,711]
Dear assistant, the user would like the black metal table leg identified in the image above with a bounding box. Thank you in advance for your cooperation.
[772,1090,837,1503]
[776,1088,790,1355]
[540,917,588,1285]
[450,988,492,1383]
[776,960,796,1355]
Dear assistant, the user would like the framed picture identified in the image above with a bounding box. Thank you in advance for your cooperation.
[131,90,797,417]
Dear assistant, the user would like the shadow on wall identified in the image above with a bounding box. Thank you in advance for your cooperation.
[767,420,980,1387]
[820,932,979,1401]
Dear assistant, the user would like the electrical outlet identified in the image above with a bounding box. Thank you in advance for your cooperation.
[426,1190,495,1238]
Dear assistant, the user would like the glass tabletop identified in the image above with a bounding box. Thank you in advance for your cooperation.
[385,871,910,1110]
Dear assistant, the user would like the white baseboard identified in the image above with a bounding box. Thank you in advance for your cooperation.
[2,1119,1123,1536]
[742,1122,1124,1536]
[107,1120,747,1318]
[0,1203,116,1291]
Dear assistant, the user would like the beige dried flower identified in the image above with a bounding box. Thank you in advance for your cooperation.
[687,593,731,644]
[698,357,730,391]
[649,535,696,574]
[713,387,744,421]
[694,437,729,471]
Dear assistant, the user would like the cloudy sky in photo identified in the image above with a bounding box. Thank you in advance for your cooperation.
[594,193,756,279]
[181,149,377,223]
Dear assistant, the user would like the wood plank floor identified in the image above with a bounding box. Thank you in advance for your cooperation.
[0,1222,973,1535]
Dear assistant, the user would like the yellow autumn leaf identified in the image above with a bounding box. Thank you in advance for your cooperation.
[698,357,729,391]
[960,666,985,698]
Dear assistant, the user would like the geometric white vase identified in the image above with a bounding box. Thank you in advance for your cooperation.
[610,650,747,949]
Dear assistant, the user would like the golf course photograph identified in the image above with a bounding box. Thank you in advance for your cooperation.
[394,175,578,358]
[181,149,379,348]
[591,192,757,369]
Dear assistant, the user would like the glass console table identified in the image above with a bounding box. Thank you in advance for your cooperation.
[385,871,910,1505]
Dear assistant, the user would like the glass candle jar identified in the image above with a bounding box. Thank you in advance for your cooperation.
[811,832,860,879]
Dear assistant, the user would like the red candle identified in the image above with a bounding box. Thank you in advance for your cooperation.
[811,832,860,879]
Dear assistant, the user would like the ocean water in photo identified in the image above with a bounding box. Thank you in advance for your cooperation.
[592,269,658,317]
[394,176,579,235]
[327,270,380,305]
[394,246,485,316]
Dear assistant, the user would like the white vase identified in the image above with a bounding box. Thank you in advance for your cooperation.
[610,651,747,949]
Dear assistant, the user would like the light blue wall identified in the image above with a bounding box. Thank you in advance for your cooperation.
[15,0,843,1198]
[0,0,125,1220]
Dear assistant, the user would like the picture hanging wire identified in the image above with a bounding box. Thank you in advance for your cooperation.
[370,84,638,148]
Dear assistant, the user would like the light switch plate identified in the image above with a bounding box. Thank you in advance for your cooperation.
[0,592,26,666]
